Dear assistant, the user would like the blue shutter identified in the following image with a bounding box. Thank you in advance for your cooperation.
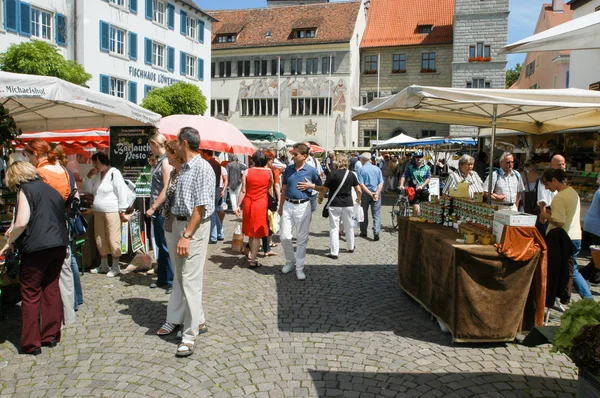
[128,32,138,60]
[99,21,109,52]
[167,46,175,72]
[167,3,175,30]
[128,81,137,103]
[19,1,31,37]
[198,20,205,43]
[180,51,186,75]
[180,10,187,35]
[4,0,18,32]
[198,58,204,81]
[144,85,153,97]
[144,37,152,65]
[55,14,67,46]
[129,0,137,14]
[145,0,152,20]
[100,75,110,94]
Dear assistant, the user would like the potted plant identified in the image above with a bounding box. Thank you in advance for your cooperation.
[468,56,492,63]
[552,299,600,396]
[420,68,436,73]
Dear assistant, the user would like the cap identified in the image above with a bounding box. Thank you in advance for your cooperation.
[413,150,424,157]
[360,152,371,160]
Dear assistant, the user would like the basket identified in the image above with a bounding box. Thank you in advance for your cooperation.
[591,245,600,270]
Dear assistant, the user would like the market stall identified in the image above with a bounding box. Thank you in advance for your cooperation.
[241,129,287,151]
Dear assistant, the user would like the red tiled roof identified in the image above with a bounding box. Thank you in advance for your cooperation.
[361,0,454,49]
[210,2,361,50]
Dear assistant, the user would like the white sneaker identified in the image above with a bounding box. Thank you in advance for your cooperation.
[106,269,121,277]
[282,264,294,274]
[90,265,109,274]
[296,270,306,280]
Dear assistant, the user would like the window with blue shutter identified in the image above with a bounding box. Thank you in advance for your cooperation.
[167,3,175,30]
[167,47,175,72]
[144,85,153,97]
[144,38,152,65]
[55,14,67,46]
[180,10,187,36]
[4,0,18,32]
[198,58,204,81]
[128,81,137,103]
[180,51,187,75]
[198,20,205,43]
[100,75,110,94]
[145,0,153,20]
[19,1,31,37]
[99,21,110,52]
[129,32,138,60]
[129,0,138,14]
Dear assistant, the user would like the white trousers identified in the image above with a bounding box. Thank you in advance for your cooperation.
[229,185,242,213]
[328,206,354,256]
[280,201,311,271]
[165,218,210,344]
[60,245,76,325]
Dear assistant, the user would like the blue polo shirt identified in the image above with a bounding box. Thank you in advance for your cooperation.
[357,162,384,192]
[282,163,322,200]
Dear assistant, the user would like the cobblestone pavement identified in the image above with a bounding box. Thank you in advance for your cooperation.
[1,196,596,397]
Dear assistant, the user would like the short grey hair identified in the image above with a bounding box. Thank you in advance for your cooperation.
[231,155,238,162]
[178,127,201,151]
[500,152,513,163]
[459,154,475,165]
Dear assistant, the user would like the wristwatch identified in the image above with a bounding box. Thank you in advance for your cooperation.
[183,232,192,239]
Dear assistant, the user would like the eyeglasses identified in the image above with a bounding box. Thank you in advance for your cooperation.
[505,161,514,164]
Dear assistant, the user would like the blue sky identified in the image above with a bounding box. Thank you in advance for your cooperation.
[195,0,549,70]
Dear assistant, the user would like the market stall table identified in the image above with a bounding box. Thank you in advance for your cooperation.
[397,217,545,342]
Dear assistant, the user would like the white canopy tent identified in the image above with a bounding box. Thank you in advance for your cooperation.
[351,85,600,200]
[0,71,160,132]
[501,11,600,54]
[373,133,417,150]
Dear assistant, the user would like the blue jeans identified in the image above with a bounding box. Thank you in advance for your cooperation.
[572,240,593,299]
[210,189,224,242]
[70,243,83,308]
[153,214,173,287]
[360,192,382,234]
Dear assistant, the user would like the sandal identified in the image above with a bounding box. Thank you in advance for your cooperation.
[264,251,277,257]
[249,260,261,268]
[269,243,278,248]
[157,322,178,336]
[175,342,194,357]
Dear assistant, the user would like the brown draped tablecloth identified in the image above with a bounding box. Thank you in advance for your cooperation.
[397,218,546,342]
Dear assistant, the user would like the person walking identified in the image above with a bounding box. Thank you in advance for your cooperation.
[82,152,131,277]
[226,155,247,213]
[1,162,69,355]
[146,133,174,293]
[161,127,215,357]
[318,154,362,259]
[236,150,271,268]
[202,150,223,245]
[279,143,323,280]
[357,152,384,241]
[303,141,324,213]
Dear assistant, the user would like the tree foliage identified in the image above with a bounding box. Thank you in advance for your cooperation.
[505,63,522,89]
[141,82,207,117]
[0,40,91,85]
[0,105,21,160]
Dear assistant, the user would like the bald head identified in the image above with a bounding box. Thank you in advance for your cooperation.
[551,154,566,170]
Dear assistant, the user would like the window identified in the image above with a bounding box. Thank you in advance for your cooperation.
[271,59,277,76]
[392,54,406,73]
[186,55,196,77]
[421,53,436,71]
[418,25,433,34]
[364,55,377,74]
[290,58,302,75]
[361,92,377,105]
[31,8,52,40]
[153,0,166,25]
[280,59,285,75]
[525,61,536,78]
[152,42,165,68]
[240,98,278,117]
[467,79,490,89]
[211,99,230,118]
[421,130,436,138]
[110,77,126,98]
[217,34,236,43]
[109,0,126,6]
[290,97,331,116]
[187,17,197,39]
[211,62,216,78]
[363,130,376,147]
[109,26,126,55]
[469,43,491,60]
[306,58,318,74]
[322,57,335,75]
[225,61,232,77]
[260,60,268,76]
[237,60,250,77]
[293,29,316,39]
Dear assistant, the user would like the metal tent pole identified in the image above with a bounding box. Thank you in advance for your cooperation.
[487,104,498,204]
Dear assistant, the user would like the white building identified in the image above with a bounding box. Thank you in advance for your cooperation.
[0,0,214,107]
[567,0,600,90]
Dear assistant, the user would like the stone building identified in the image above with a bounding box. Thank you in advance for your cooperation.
[209,1,366,149]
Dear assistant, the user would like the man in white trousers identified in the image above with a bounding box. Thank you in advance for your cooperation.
[278,143,323,280]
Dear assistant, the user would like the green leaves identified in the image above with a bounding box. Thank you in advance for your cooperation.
[140,82,207,117]
[0,105,21,161]
[552,299,600,358]
[0,40,91,85]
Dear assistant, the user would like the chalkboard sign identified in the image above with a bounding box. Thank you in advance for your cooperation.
[109,126,154,183]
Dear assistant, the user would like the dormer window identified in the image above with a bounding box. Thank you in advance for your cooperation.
[418,25,433,34]
[293,29,316,39]
[266,30,273,38]
[217,34,236,43]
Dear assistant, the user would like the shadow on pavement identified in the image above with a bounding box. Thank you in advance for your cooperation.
[307,370,578,397]
[117,297,167,336]
[0,304,20,351]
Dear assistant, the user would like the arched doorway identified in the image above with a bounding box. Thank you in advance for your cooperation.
[388,127,408,140]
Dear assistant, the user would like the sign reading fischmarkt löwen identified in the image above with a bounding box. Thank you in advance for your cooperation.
[109,126,154,182]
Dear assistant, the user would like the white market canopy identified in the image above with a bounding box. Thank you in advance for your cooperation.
[351,85,600,135]
[501,11,600,54]
[373,133,416,150]
[0,71,160,132]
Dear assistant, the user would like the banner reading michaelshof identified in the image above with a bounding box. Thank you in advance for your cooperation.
[109,126,155,182]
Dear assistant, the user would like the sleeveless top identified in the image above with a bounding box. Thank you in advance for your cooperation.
[16,179,69,254]
[150,154,167,208]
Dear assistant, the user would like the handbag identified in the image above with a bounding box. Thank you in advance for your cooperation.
[164,213,174,233]
[267,169,278,212]
[322,170,350,218]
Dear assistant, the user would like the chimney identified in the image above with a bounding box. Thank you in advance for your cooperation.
[552,0,564,13]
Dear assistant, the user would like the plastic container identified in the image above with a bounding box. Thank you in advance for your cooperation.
[231,223,244,253]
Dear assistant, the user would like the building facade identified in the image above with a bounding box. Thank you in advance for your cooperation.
[568,0,600,90]
[0,0,213,108]
[210,2,366,149]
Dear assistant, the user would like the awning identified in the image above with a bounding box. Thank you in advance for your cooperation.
[241,130,286,142]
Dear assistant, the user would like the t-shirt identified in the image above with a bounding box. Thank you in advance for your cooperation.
[403,164,431,187]
[349,157,358,172]
[324,169,359,208]
[220,166,228,188]
[271,166,281,185]
[547,186,581,240]
[207,158,221,193]
[226,161,247,191]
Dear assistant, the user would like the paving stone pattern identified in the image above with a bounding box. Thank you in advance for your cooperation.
[0,197,592,397]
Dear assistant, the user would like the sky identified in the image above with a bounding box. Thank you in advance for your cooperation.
[194,0,551,70]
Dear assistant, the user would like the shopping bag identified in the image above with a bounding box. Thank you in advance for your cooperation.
[353,202,364,223]
[231,222,244,253]
[121,221,129,253]
[268,210,280,234]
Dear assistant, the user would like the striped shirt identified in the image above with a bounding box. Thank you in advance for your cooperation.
[443,170,484,199]
[170,154,215,220]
